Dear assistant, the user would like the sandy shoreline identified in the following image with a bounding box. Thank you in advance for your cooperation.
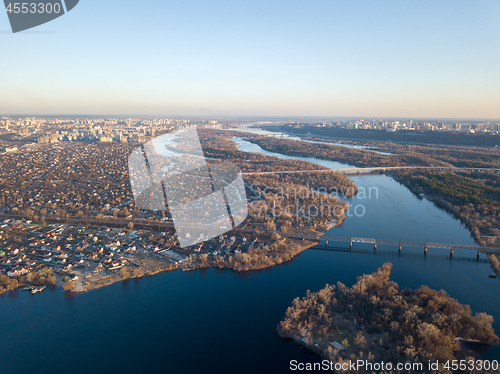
[74,238,320,295]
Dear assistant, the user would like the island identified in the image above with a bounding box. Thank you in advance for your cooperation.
[277,263,499,373]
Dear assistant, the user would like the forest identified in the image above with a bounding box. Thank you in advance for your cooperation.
[277,263,498,373]
[246,136,420,168]
[242,131,500,170]
[275,124,500,148]
[297,136,500,169]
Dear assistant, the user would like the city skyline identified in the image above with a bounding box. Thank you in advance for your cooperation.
[1,0,500,118]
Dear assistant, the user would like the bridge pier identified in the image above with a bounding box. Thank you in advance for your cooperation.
[312,235,499,258]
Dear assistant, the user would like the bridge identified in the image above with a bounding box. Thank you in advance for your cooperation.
[283,234,500,258]
[242,166,500,176]
[233,126,279,133]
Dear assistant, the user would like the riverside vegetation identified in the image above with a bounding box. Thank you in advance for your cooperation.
[244,133,500,170]
[0,267,56,295]
[489,254,500,276]
[273,123,500,148]
[278,263,498,374]
[391,170,500,247]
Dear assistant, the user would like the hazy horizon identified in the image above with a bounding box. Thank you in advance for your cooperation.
[2,113,500,123]
[2,0,500,118]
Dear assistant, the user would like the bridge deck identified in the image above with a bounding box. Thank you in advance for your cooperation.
[284,234,500,254]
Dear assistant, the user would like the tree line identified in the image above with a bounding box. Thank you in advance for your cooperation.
[392,170,500,247]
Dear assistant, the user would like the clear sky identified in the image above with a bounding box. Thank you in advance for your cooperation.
[1,0,500,118]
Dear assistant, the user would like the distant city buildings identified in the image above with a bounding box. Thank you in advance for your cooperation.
[295,119,500,134]
[1,115,499,155]
[0,116,199,149]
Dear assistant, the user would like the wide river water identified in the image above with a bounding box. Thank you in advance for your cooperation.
[1,139,499,374]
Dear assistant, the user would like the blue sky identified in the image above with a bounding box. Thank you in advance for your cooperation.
[1,0,500,118]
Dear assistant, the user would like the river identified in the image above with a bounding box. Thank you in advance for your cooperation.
[230,126,393,155]
[0,139,499,374]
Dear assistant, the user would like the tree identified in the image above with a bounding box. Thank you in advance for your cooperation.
[63,280,75,291]
[265,219,276,232]
[270,233,281,240]
[46,275,57,285]
[26,272,36,283]
[354,332,367,347]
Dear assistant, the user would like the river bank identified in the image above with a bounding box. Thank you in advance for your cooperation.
[70,237,321,294]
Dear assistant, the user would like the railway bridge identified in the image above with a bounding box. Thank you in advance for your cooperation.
[284,234,500,259]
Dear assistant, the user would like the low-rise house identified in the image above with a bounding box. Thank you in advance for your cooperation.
[7,267,29,277]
